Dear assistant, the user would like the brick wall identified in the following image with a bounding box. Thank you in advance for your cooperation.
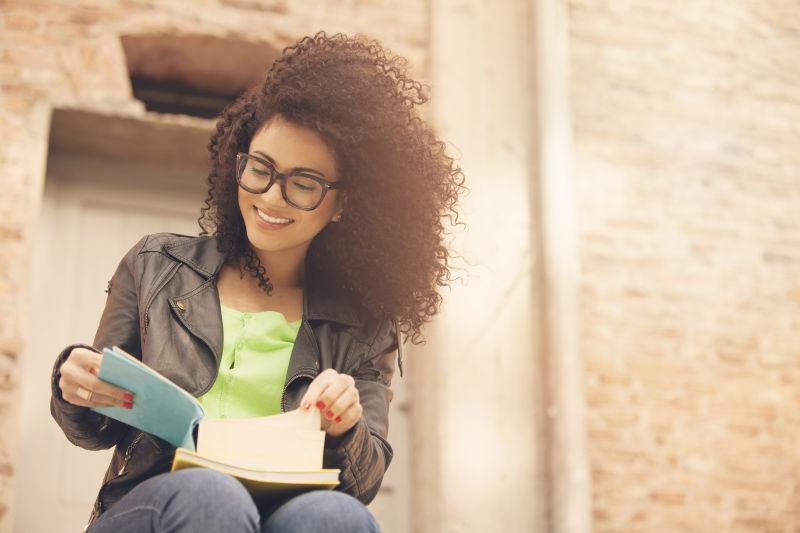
[0,1,427,530]
[569,1,800,530]
[6,0,798,530]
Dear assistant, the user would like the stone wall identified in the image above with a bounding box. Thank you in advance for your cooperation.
[570,1,800,530]
[0,1,427,530]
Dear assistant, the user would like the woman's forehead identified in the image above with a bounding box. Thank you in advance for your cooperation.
[250,116,338,179]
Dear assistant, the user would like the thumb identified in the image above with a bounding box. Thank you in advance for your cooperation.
[88,352,103,374]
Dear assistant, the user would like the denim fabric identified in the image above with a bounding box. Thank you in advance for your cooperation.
[87,469,381,533]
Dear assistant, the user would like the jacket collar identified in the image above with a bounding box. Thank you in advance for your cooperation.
[163,235,364,328]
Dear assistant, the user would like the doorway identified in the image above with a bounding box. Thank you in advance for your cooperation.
[14,107,411,532]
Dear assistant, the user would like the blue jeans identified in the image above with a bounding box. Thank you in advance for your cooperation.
[87,469,381,532]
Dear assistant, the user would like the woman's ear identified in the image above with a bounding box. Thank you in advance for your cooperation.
[331,192,346,222]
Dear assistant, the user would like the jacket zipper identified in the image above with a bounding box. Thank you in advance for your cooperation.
[93,431,145,521]
[117,432,145,476]
[143,263,181,335]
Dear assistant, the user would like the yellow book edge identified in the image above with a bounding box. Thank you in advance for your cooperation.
[171,448,341,493]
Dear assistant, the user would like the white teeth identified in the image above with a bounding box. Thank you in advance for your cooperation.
[256,208,293,224]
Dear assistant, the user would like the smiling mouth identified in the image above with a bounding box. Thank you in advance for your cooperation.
[254,207,295,225]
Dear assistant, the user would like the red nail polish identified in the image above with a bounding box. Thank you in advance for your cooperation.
[316,401,325,410]
[325,410,334,419]
[335,416,342,423]
[124,393,134,401]
[124,401,133,409]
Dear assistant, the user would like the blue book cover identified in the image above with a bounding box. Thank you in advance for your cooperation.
[91,346,205,451]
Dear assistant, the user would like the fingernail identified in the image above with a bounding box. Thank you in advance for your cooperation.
[124,393,134,401]
[316,401,325,410]
[325,410,334,419]
[335,416,342,423]
[302,401,311,411]
[123,401,133,409]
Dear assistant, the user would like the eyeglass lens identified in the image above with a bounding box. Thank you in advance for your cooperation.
[237,154,325,209]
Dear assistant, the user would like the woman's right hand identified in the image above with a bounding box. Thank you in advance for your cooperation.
[58,347,135,409]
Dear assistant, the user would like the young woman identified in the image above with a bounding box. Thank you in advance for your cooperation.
[50,31,465,533]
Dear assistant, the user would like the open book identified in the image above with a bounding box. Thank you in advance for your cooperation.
[90,346,340,495]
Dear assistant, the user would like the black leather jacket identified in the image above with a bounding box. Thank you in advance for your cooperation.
[49,233,404,530]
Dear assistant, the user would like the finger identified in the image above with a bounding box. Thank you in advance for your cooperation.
[82,372,135,403]
[317,373,356,416]
[68,375,131,408]
[326,386,359,421]
[87,388,131,408]
[68,347,103,371]
[86,351,104,371]
[331,402,363,428]
[299,369,339,411]
[59,368,132,409]
[63,359,134,404]
[318,408,333,431]
[61,389,121,409]
[70,349,110,382]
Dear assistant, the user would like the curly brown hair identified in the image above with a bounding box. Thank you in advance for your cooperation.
[198,31,465,345]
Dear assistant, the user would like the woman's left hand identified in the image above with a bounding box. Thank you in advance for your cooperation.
[299,369,362,438]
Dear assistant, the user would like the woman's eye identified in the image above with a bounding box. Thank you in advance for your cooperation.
[291,179,317,191]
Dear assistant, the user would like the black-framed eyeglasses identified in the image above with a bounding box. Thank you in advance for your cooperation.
[235,152,345,211]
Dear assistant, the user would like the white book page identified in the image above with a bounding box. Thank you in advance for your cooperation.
[197,408,325,470]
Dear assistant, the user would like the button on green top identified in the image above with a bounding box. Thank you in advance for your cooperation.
[197,304,302,419]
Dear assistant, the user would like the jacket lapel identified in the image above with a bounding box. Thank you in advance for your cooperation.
[168,278,223,376]
[162,236,364,327]
[161,235,365,406]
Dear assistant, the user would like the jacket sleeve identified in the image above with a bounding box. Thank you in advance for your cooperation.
[322,315,403,505]
[49,235,147,450]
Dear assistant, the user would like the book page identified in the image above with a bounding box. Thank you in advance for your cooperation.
[200,408,319,431]
[197,408,325,471]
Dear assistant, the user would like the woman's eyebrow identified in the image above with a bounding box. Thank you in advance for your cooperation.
[253,150,327,177]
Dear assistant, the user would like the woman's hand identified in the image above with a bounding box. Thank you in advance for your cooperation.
[58,347,135,409]
[299,369,362,438]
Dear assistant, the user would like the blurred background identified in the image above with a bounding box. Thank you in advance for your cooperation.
[1,0,799,532]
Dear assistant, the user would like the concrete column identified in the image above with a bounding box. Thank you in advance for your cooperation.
[531,0,592,531]
[410,0,591,532]
[410,0,547,531]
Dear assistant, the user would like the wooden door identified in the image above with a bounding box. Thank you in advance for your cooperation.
[15,152,203,532]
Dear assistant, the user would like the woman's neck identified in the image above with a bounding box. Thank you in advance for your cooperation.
[247,245,306,290]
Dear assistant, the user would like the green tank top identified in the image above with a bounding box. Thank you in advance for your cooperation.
[197,303,302,419]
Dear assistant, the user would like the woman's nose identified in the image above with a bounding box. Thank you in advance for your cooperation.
[262,178,287,205]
